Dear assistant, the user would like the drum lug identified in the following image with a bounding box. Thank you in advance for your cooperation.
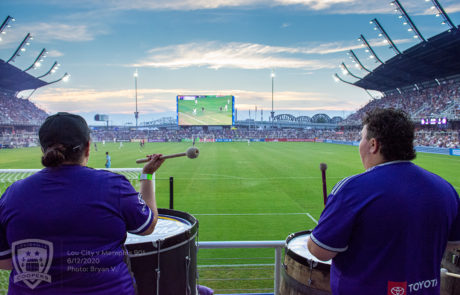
[282,263,287,270]
[452,254,459,266]
[308,260,314,286]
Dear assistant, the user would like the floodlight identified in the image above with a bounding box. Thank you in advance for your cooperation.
[348,50,371,73]
[62,73,70,82]
[358,34,384,64]
[47,72,70,85]
[340,62,362,79]
[0,16,15,39]
[24,48,47,72]
[370,18,401,55]
[333,73,354,86]
[7,33,33,63]
[391,0,425,41]
[425,0,455,29]
[37,61,59,78]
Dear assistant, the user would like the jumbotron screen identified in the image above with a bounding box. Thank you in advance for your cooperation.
[177,95,235,126]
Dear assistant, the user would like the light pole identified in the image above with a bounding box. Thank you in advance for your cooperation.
[134,69,139,128]
[271,70,275,124]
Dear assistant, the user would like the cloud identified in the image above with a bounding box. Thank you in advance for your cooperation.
[29,0,446,15]
[46,50,64,57]
[1,23,97,46]
[132,42,338,70]
[102,0,425,14]
[131,38,416,71]
[30,86,358,116]
[24,23,96,42]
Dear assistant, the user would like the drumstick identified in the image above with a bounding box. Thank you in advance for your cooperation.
[319,163,328,206]
[441,268,460,278]
[135,147,199,164]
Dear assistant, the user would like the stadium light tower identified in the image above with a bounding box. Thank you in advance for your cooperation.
[270,69,275,123]
[358,34,384,65]
[340,62,363,80]
[0,15,15,42]
[347,50,372,73]
[47,72,70,85]
[370,18,401,55]
[24,48,47,72]
[425,0,456,30]
[37,61,60,79]
[6,33,33,63]
[391,0,426,42]
[134,69,139,128]
[333,73,354,86]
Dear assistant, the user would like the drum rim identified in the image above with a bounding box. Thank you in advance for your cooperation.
[285,230,331,271]
[128,231,198,257]
[125,208,199,251]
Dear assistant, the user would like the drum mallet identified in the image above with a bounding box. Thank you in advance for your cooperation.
[136,147,199,164]
[320,163,328,205]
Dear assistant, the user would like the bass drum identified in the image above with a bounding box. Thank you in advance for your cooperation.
[125,208,198,295]
[280,230,332,295]
[441,247,460,295]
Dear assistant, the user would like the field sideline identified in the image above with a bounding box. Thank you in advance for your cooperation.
[0,142,459,292]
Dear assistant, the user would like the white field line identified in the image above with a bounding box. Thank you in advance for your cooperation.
[193,173,345,180]
[418,154,460,162]
[192,212,319,225]
[306,213,319,224]
[193,212,307,216]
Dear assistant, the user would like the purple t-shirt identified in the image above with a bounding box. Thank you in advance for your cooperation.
[311,161,460,295]
[0,165,153,294]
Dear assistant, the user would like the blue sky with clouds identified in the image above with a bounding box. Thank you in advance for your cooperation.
[1,0,459,125]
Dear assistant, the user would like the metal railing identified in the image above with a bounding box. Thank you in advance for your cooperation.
[198,241,285,295]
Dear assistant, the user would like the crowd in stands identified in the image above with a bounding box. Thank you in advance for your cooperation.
[343,79,460,125]
[1,80,459,149]
[0,130,39,148]
[0,92,48,126]
[88,127,459,149]
[1,123,458,149]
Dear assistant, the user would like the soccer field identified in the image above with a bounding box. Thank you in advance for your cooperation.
[0,142,459,293]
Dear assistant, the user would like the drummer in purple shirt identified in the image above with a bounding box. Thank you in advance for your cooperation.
[0,112,164,294]
[308,108,460,295]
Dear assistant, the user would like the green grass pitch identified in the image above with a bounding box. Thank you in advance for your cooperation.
[178,96,232,125]
[0,142,459,292]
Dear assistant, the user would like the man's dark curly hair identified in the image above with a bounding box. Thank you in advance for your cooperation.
[362,108,416,161]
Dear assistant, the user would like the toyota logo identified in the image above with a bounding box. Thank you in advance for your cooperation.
[391,287,405,295]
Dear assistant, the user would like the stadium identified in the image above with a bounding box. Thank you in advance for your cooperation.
[1,0,460,294]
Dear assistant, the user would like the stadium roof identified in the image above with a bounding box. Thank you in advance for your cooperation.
[0,59,49,92]
[353,27,460,92]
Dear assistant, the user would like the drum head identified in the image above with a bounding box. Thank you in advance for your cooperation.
[125,208,198,253]
[285,231,331,271]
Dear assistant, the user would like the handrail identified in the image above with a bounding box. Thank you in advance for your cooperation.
[198,241,285,295]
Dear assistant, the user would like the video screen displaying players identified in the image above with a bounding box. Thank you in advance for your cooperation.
[177,95,234,126]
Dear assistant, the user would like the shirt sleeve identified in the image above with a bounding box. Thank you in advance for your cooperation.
[117,176,154,235]
[0,188,12,259]
[311,178,357,253]
[448,192,460,242]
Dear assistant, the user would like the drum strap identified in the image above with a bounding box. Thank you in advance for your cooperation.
[281,265,331,295]
[155,240,161,295]
[186,251,191,295]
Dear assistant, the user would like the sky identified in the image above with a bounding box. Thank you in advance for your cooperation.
[1,0,459,126]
